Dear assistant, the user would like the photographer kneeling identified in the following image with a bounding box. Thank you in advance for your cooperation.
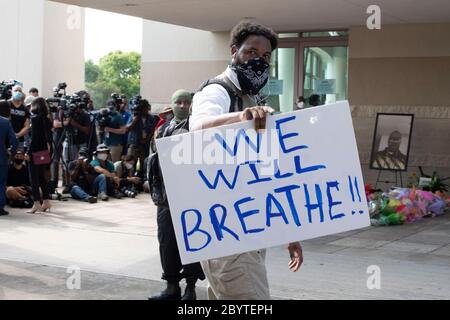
[6,149,33,209]
[68,148,99,203]
[114,155,142,198]
[90,144,124,199]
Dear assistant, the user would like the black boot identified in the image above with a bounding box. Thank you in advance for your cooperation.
[148,281,181,300]
[181,279,197,301]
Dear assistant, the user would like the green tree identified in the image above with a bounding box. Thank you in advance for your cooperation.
[85,59,101,83]
[85,51,141,109]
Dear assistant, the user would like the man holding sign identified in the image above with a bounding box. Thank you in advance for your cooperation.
[189,21,303,300]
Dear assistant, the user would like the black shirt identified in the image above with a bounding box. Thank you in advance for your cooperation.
[29,115,52,153]
[70,111,92,146]
[7,163,30,187]
[68,160,97,192]
[9,101,30,142]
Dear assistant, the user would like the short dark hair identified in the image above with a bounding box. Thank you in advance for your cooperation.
[29,88,39,94]
[230,21,278,52]
[0,100,11,118]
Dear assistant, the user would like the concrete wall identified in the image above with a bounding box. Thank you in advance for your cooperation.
[42,1,85,96]
[141,20,230,109]
[348,23,450,186]
[0,0,84,97]
[0,0,45,92]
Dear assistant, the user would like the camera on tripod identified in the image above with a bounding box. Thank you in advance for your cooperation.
[0,80,23,100]
[47,82,68,113]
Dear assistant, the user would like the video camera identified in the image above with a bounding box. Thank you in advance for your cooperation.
[62,93,89,119]
[46,82,90,118]
[47,82,68,113]
[129,95,150,116]
[95,107,117,130]
[110,93,127,110]
[0,80,23,100]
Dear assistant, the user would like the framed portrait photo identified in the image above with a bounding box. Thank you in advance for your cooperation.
[370,113,414,172]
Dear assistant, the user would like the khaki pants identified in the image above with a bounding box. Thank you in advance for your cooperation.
[201,250,270,300]
[109,145,123,162]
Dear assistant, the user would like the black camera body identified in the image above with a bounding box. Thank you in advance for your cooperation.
[129,95,150,117]
[96,107,116,130]
[47,82,69,113]
[129,95,143,116]
[0,80,22,100]
[110,93,126,109]
[47,84,90,119]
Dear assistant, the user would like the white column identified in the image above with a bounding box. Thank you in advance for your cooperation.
[0,0,45,92]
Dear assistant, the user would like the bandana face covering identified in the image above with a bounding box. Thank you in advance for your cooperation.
[231,57,270,95]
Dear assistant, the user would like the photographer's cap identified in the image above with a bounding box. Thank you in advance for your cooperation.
[159,106,173,116]
[96,144,110,153]
[25,96,35,106]
[79,147,89,156]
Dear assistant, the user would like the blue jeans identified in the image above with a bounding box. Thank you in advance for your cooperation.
[70,174,107,201]
[0,165,7,209]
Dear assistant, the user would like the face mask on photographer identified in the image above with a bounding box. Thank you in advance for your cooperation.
[14,158,24,165]
[12,91,25,102]
[97,153,108,161]
[230,57,270,95]
[125,162,134,170]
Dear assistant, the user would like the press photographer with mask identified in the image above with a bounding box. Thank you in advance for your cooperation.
[127,97,158,175]
[104,94,127,162]
[68,148,99,204]
[6,149,33,209]
[59,94,93,192]
[8,86,30,150]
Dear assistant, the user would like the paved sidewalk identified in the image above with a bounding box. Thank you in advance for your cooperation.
[0,195,449,300]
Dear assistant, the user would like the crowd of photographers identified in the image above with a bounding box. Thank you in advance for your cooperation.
[0,80,178,214]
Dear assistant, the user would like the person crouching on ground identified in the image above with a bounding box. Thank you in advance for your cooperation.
[90,144,124,200]
[68,147,101,203]
[6,149,33,209]
[114,155,142,198]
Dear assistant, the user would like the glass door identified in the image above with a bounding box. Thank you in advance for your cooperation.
[267,34,348,112]
[263,42,298,113]
[300,42,348,107]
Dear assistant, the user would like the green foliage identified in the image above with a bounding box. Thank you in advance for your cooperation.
[85,59,101,83]
[85,51,141,109]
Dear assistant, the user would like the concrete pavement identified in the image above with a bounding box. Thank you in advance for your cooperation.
[0,194,449,300]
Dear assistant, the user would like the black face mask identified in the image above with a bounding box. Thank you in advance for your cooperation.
[14,159,24,165]
[231,57,270,95]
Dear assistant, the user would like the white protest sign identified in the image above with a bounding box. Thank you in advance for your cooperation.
[156,101,370,265]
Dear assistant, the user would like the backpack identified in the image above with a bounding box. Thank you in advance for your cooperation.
[197,78,244,113]
[148,118,190,207]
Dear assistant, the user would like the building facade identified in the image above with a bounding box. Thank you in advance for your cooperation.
[8,0,450,185]
[0,0,85,96]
